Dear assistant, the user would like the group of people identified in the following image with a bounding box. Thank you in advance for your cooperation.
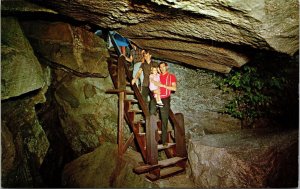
[126,42,177,146]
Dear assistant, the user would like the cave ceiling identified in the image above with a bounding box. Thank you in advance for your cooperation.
[3,0,299,73]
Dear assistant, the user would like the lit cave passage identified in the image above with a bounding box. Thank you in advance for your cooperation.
[1,0,298,188]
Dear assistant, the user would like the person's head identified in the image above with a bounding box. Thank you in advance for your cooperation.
[143,49,152,63]
[159,62,168,74]
[151,66,159,74]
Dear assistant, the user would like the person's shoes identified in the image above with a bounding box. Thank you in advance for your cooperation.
[156,101,164,107]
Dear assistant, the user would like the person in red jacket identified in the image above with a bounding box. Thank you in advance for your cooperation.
[150,62,177,146]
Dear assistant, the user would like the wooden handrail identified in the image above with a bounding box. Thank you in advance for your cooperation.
[169,110,184,135]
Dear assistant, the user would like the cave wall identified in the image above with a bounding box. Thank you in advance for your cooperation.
[1,17,121,186]
[1,1,298,186]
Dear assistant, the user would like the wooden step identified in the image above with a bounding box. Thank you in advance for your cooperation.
[125,90,134,95]
[133,119,145,125]
[157,143,176,150]
[125,98,138,102]
[158,156,187,168]
[160,166,185,179]
[110,53,119,58]
[128,109,143,113]
[145,173,159,181]
[133,164,160,174]
[145,166,184,181]
[133,157,187,175]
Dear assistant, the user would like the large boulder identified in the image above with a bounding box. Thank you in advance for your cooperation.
[1,88,50,187]
[21,20,110,76]
[53,70,120,156]
[62,142,156,188]
[1,17,45,100]
[188,128,298,188]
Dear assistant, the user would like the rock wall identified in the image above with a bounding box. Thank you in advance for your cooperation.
[1,17,45,100]
[188,128,298,188]
[1,17,120,186]
[1,8,298,187]
[29,0,299,72]
[21,20,123,156]
[1,17,49,187]
[53,70,120,156]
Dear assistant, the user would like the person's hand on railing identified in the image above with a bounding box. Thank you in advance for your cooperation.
[131,78,136,85]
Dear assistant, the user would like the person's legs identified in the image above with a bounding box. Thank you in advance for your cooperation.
[149,95,157,115]
[133,62,142,87]
[141,86,150,108]
[154,89,163,105]
[140,71,144,88]
[160,97,170,145]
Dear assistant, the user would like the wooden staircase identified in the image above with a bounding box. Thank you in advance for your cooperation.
[106,32,188,181]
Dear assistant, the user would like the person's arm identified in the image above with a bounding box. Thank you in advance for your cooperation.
[151,80,176,91]
[162,82,176,91]
[154,75,177,91]
[125,54,133,62]
[131,68,143,85]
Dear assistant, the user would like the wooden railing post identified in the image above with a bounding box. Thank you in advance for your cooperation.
[117,55,126,90]
[118,91,125,156]
[147,115,158,164]
[117,55,126,157]
[174,113,187,157]
[147,115,160,177]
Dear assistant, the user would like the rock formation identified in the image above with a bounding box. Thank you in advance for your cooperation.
[26,0,298,72]
[1,0,298,187]
[188,128,298,187]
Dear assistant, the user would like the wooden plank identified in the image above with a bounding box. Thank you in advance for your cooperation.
[133,164,160,174]
[118,91,125,157]
[125,90,134,95]
[128,109,143,113]
[146,115,158,165]
[134,130,147,162]
[175,113,187,157]
[123,133,134,154]
[157,143,176,150]
[158,157,187,168]
[133,119,145,125]
[160,166,185,179]
[117,55,126,90]
[105,89,133,94]
[124,98,138,103]
[145,173,159,181]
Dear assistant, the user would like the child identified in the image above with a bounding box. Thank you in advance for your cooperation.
[149,67,164,107]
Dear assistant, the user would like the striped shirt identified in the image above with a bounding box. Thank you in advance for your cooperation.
[160,72,176,99]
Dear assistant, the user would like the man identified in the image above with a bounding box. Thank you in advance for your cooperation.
[131,50,157,107]
[126,43,144,89]
[150,62,177,146]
